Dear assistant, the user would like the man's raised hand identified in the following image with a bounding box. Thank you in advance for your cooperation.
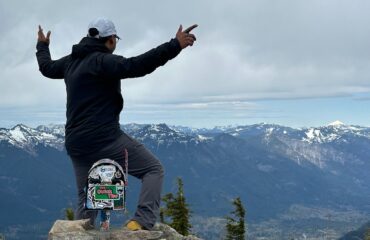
[38,25,51,45]
[176,24,198,49]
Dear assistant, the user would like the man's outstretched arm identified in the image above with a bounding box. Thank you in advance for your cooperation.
[36,25,69,79]
[101,24,198,79]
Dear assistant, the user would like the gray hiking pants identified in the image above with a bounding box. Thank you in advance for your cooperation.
[69,132,164,230]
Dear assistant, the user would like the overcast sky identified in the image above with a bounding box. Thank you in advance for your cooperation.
[0,0,369,128]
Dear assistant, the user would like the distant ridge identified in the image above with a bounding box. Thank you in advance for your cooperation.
[0,121,370,239]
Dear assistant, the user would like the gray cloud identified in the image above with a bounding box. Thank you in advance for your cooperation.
[0,0,369,114]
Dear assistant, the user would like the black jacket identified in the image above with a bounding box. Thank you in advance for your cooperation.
[36,37,181,157]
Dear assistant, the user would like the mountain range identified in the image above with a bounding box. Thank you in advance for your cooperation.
[0,121,369,239]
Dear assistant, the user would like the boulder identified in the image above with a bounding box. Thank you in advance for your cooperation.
[48,220,203,240]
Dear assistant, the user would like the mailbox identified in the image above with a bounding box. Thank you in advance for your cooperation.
[85,158,127,211]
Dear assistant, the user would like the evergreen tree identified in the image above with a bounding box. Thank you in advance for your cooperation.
[160,193,174,225]
[366,228,370,240]
[65,207,74,220]
[225,197,246,240]
[161,177,192,236]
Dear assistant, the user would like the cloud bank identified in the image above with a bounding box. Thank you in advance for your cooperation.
[0,0,369,126]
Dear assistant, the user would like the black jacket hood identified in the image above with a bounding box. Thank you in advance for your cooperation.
[71,37,110,58]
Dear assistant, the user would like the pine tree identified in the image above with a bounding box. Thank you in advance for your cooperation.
[160,192,174,225]
[65,207,74,220]
[366,228,370,240]
[161,177,192,236]
[225,197,246,240]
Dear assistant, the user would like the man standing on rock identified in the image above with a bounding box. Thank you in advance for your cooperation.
[36,17,197,230]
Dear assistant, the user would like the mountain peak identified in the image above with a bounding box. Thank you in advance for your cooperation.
[328,120,345,127]
[12,123,31,131]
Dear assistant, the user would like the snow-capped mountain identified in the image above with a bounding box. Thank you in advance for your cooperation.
[1,121,370,239]
[302,121,370,144]
[0,123,216,155]
[0,124,64,153]
[216,121,370,144]
[1,121,369,186]
[123,123,213,145]
[1,121,369,165]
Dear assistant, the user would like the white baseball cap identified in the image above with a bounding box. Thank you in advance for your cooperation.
[88,17,120,39]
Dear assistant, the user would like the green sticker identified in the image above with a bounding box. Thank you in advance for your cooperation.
[114,198,124,210]
[95,185,119,200]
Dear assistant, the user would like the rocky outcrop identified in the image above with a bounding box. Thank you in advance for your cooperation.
[48,219,203,240]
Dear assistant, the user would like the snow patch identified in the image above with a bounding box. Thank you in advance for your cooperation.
[9,127,27,142]
[197,135,212,141]
[266,128,274,134]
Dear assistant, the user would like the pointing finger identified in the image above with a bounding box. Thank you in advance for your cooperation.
[46,31,51,39]
[184,24,198,33]
[177,24,183,33]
